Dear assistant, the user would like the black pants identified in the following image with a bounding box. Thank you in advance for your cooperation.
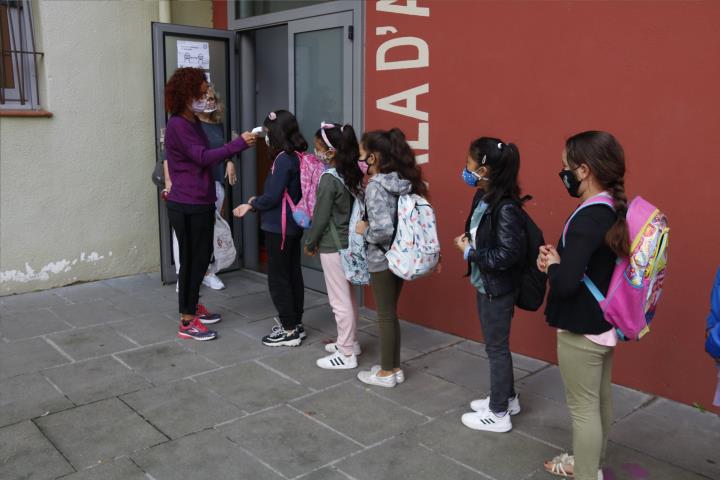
[477,291,517,413]
[265,232,304,330]
[168,205,215,316]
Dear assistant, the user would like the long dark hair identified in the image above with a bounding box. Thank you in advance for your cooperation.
[263,110,308,156]
[360,128,428,197]
[565,130,629,257]
[315,123,364,197]
[469,137,523,207]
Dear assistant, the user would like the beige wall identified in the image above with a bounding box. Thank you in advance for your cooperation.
[0,0,213,295]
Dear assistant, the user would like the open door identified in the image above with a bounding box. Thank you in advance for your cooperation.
[288,11,354,291]
[151,23,241,284]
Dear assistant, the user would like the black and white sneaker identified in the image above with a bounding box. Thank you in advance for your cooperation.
[316,351,357,370]
[262,321,302,347]
[461,409,512,433]
[297,323,307,340]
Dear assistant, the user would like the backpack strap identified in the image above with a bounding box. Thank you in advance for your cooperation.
[378,195,401,254]
[561,192,614,247]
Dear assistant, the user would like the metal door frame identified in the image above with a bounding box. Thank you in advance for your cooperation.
[151,23,241,284]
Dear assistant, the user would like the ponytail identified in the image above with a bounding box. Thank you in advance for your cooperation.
[606,180,630,257]
[335,124,364,197]
[469,137,523,207]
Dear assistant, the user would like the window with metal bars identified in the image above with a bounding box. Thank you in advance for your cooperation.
[0,0,42,109]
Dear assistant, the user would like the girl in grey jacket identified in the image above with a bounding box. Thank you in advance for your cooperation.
[355,128,428,388]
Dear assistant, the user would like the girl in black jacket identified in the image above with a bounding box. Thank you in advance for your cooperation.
[454,137,527,433]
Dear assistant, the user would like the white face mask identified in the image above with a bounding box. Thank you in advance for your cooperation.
[190,98,207,113]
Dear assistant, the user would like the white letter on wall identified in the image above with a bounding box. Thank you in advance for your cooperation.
[376,37,429,71]
[376,0,430,17]
[376,83,429,121]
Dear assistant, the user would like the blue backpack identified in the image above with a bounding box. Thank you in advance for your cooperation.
[706,268,720,359]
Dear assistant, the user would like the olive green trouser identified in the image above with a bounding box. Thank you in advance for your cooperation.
[557,331,614,480]
[370,269,404,371]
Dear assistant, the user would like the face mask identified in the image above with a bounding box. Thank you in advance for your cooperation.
[190,98,207,113]
[461,168,485,187]
[559,169,582,198]
[358,159,369,174]
[203,105,217,114]
[315,149,332,164]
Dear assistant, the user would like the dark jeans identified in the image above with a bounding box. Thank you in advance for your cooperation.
[265,232,304,330]
[370,269,404,371]
[167,205,215,316]
[477,291,517,413]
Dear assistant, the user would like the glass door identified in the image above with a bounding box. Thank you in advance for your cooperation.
[151,23,241,284]
[288,11,353,291]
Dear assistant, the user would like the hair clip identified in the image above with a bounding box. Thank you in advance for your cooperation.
[481,154,487,165]
[320,121,335,129]
[497,142,503,149]
[341,125,345,132]
[268,112,277,120]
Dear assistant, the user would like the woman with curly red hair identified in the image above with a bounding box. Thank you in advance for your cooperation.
[164,67,255,341]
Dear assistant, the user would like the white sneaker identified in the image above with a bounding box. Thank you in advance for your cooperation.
[316,351,358,370]
[470,394,521,415]
[324,341,362,356]
[370,364,405,383]
[357,368,397,388]
[202,273,225,290]
[461,410,512,433]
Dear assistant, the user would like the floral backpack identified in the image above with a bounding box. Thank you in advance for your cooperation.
[385,193,440,281]
[324,169,369,285]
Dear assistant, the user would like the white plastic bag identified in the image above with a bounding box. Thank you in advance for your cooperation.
[213,212,236,271]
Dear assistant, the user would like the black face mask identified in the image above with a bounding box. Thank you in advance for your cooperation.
[559,169,582,198]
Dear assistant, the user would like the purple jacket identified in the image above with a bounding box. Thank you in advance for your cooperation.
[165,115,248,205]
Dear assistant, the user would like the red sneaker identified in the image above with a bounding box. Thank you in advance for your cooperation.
[196,304,222,325]
[178,318,217,341]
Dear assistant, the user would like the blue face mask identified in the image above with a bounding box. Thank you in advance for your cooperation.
[461,168,482,187]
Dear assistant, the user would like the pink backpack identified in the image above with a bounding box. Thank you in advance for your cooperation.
[562,192,670,341]
[272,151,325,248]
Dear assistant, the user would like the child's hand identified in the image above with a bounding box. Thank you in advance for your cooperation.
[356,220,368,235]
[454,234,470,253]
[544,245,561,269]
[233,204,253,218]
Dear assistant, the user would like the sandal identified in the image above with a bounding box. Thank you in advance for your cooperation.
[544,453,574,477]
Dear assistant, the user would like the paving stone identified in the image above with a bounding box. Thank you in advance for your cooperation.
[517,365,654,421]
[0,420,74,480]
[1,308,72,341]
[223,405,361,478]
[49,300,132,328]
[121,380,244,439]
[259,346,359,391]
[456,340,550,373]
[57,457,147,480]
[0,290,69,313]
[48,325,137,361]
[116,342,219,384]
[292,382,426,446]
[43,356,151,405]
[194,362,311,413]
[360,320,462,356]
[301,467,352,480]
[508,392,572,450]
[53,282,127,304]
[132,428,281,480]
[180,328,281,366]
[108,294,177,317]
[368,365,475,418]
[405,411,559,480]
[216,274,268,296]
[35,398,167,469]
[0,337,70,379]
[219,291,278,320]
[610,398,720,479]
[110,313,177,346]
[337,436,482,480]
[407,346,500,392]
[102,274,166,295]
[353,329,425,367]
[0,373,74,427]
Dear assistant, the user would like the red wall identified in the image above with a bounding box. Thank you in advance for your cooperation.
[212,0,228,30]
[365,0,720,412]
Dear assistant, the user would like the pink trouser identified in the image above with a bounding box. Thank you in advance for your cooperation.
[320,252,358,356]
